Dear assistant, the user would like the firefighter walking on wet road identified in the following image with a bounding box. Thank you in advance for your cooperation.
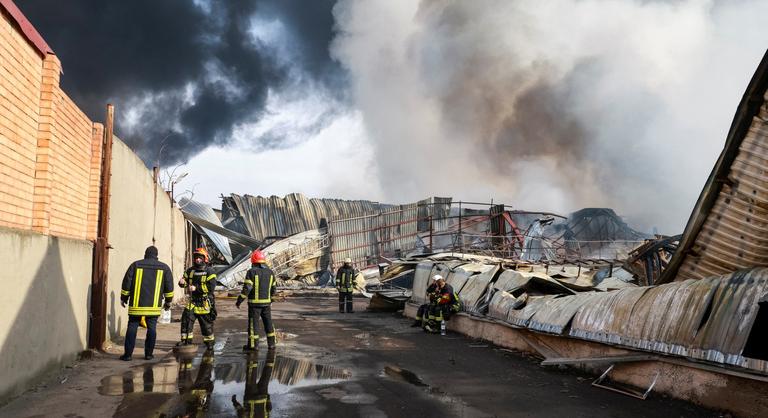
[119,245,174,361]
[178,247,218,349]
[336,258,357,313]
[237,250,277,351]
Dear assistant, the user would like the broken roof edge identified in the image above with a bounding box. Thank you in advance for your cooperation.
[0,0,54,57]
[658,49,768,284]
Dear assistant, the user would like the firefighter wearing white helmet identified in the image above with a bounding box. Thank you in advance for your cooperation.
[336,258,357,313]
[426,274,461,334]
[412,274,442,328]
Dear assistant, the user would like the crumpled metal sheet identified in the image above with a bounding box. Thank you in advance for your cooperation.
[569,287,650,344]
[488,290,525,322]
[179,198,233,263]
[410,261,436,305]
[216,229,327,289]
[494,270,576,296]
[527,292,601,334]
[505,295,560,327]
[457,264,500,314]
[447,263,494,295]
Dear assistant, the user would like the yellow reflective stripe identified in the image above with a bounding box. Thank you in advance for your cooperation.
[206,274,217,282]
[164,291,174,298]
[203,335,215,341]
[128,307,161,315]
[133,268,143,307]
[153,270,163,307]
[120,289,130,296]
[244,279,253,285]
[266,332,276,337]
[201,280,208,293]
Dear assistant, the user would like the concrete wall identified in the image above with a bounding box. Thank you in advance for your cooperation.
[106,137,187,340]
[0,227,92,401]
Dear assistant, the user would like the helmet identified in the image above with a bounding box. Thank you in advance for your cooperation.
[193,247,209,263]
[251,250,267,264]
[344,257,352,264]
[432,274,444,281]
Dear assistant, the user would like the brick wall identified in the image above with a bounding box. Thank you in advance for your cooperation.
[0,7,101,240]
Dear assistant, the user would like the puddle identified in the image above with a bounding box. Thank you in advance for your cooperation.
[101,342,352,417]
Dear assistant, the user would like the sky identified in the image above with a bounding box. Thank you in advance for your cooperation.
[17,0,768,234]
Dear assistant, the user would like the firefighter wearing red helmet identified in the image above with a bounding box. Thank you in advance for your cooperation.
[236,249,277,351]
[177,247,218,350]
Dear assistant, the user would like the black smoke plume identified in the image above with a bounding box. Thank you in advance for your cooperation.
[17,0,342,165]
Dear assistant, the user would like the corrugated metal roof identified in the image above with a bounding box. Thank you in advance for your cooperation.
[661,49,768,283]
[480,266,768,373]
[221,193,388,240]
[179,198,232,263]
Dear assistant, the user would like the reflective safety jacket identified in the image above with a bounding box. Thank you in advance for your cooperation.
[240,264,276,306]
[436,283,461,311]
[180,266,217,314]
[121,257,174,316]
[336,266,357,293]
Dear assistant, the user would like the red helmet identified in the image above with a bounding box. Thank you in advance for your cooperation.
[193,247,209,263]
[251,250,266,264]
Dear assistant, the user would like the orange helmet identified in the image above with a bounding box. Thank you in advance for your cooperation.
[251,250,266,264]
[193,247,209,263]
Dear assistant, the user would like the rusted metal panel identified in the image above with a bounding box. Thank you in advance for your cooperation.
[661,50,768,283]
[0,0,54,57]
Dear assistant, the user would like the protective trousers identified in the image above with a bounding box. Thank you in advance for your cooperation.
[124,315,158,357]
[180,308,215,346]
[247,305,276,349]
[338,291,353,313]
[428,304,452,329]
[416,303,432,325]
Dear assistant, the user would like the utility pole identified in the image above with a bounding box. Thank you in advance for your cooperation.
[89,104,114,350]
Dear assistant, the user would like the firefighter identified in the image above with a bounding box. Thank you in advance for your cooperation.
[170,349,215,416]
[232,350,276,417]
[412,274,441,327]
[336,258,357,313]
[119,245,174,361]
[426,275,461,334]
[178,247,218,350]
[236,250,277,351]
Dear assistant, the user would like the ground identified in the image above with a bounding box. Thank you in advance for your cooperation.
[0,295,721,418]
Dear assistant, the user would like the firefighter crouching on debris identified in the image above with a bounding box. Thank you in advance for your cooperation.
[178,247,218,350]
[426,275,461,334]
[336,258,357,313]
[412,274,441,327]
[236,250,277,351]
[119,245,174,361]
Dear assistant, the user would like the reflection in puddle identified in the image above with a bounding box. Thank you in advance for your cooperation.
[101,346,351,417]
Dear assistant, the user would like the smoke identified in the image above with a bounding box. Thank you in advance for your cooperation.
[331,0,768,233]
[16,0,343,165]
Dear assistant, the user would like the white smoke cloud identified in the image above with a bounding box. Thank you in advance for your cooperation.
[331,0,768,233]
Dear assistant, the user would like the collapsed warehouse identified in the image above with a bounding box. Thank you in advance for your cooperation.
[170,50,768,415]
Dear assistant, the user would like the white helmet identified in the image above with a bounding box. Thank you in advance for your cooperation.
[432,274,443,281]
[344,257,352,264]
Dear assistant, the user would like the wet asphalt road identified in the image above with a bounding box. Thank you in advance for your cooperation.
[100,297,718,417]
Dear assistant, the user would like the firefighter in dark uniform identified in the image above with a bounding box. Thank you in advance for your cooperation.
[426,275,461,334]
[170,350,215,416]
[232,350,276,417]
[336,258,357,313]
[236,250,277,351]
[413,274,441,327]
[119,245,174,361]
[178,247,218,349]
